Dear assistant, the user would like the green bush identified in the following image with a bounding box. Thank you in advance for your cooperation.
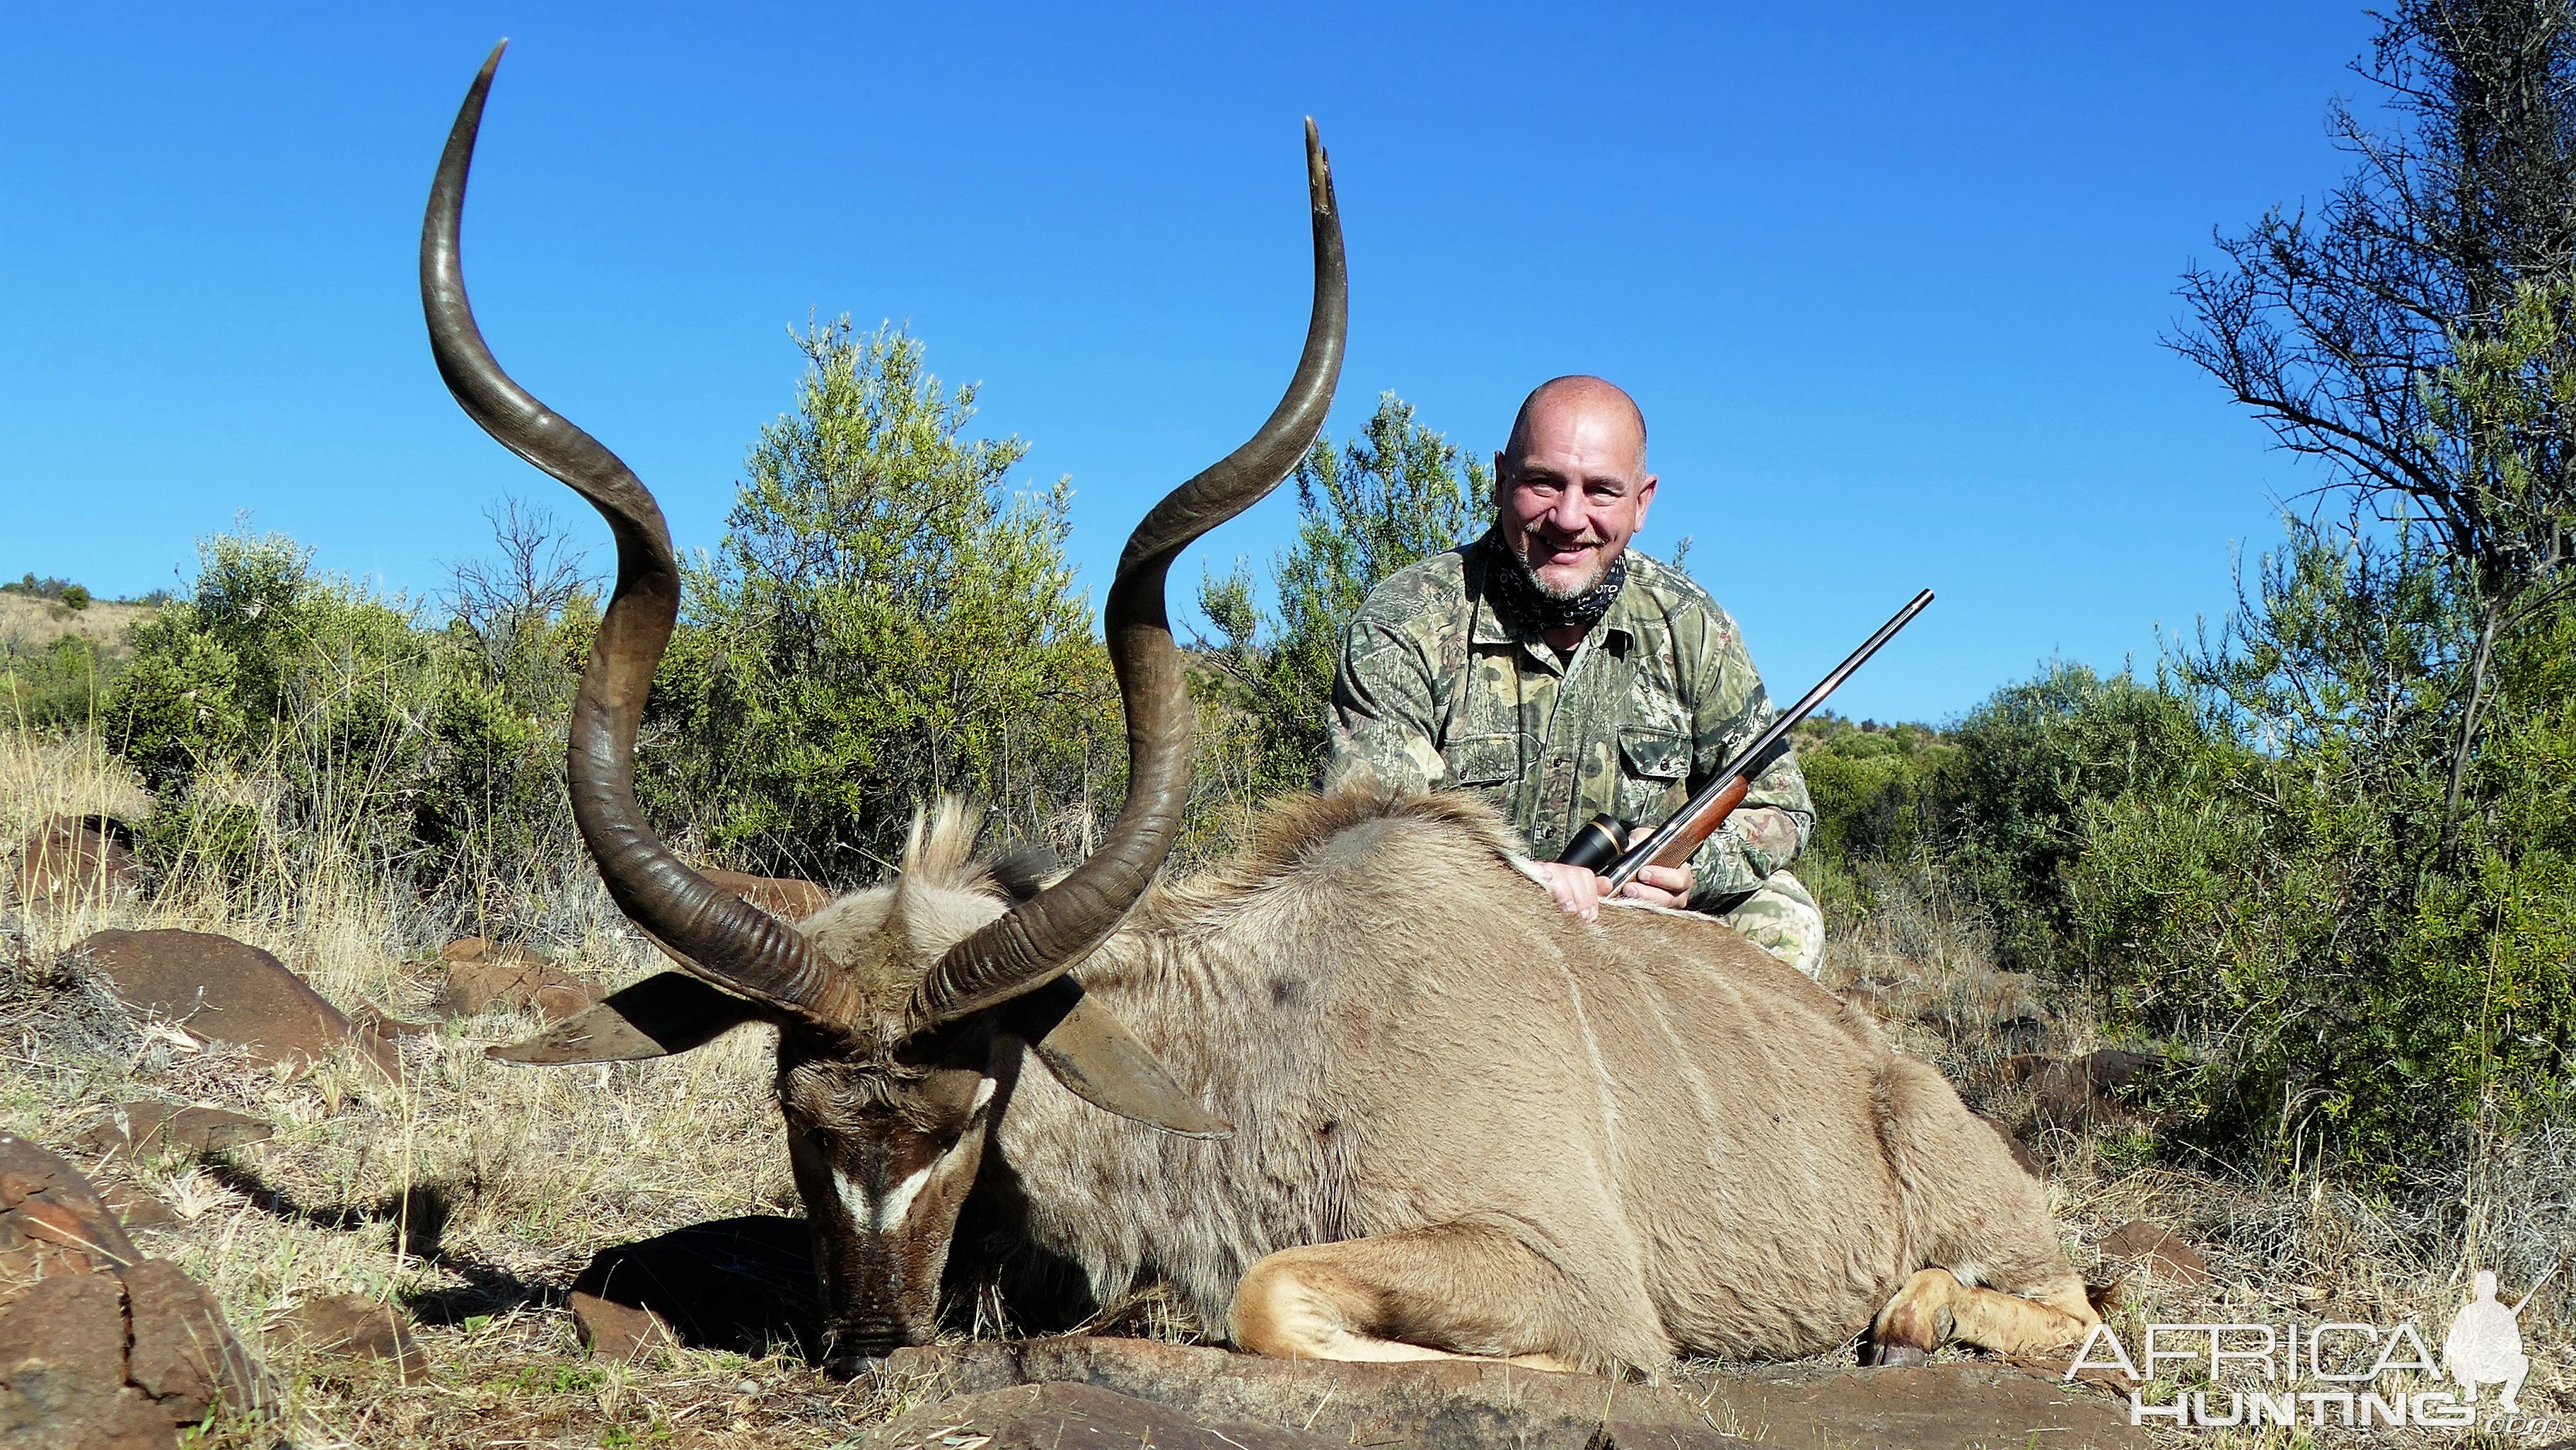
[100,530,567,896]
[0,635,115,730]
[639,320,1117,878]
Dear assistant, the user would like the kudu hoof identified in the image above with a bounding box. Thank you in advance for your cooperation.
[1862,1340,1929,1368]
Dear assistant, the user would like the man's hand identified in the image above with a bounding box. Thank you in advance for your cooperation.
[1528,860,1695,918]
[1529,860,1612,921]
[1618,862,1693,910]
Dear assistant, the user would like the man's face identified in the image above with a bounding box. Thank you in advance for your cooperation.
[1495,392,1657,601]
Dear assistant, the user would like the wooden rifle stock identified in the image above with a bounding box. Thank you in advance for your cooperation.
[1562,589,1934,892]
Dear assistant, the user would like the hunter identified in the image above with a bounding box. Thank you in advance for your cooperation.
[1328,374,1825,978]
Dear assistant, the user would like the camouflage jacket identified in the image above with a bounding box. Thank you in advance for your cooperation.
[1327,533,1813,909]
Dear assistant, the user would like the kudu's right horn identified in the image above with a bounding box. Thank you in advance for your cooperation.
[421,42,1345,1039]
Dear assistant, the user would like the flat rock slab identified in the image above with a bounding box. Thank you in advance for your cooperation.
[871,1381,1341,1449]
[8,814,136,911]
[698,868,835,924]
[570,1215,820,1360]
[881,1337,2142,1450]
[265,1293,427,1377]
[2097,1220,2212,1287]
[436,941,603,1021]
[78,1103,272,1161]
[0,1133,272,1445]
[72,929,396,1080]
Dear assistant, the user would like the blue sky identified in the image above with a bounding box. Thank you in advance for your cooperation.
[4,2,2381,722]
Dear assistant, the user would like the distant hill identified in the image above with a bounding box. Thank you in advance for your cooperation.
[0,593,156,658]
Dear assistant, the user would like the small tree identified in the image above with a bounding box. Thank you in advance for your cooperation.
[1197,392,1490,795]
[644,320,1115,876]
[2174,0,2576,859]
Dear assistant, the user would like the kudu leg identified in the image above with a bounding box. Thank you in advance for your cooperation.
[1228,1224,1583,1371]
[1869,1268,2096,1365]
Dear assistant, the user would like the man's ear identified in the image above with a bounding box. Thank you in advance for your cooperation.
[1002,978,1231,1139]
[1633,472,1658,528]
[487,971,768,1065]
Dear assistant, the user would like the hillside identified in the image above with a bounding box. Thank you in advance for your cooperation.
[0,591,155,655]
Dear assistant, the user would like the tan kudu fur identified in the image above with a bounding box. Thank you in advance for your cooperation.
[787,789,2096,1371]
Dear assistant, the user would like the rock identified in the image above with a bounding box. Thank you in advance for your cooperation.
[698,868,835,924]
[2019,1048,2157,1130]
[1975,1111,2045,1179]
[78,1103,272,1161]
[91,1176,178,1234]
[870,1381,1340,1449]
[0,1134,273,1444]
[436,941,603,1021]
[347,1000,435,1042]
[569,1216,818,1359]
[877,1337,2145,1450]
[568,1292,675,1363]
[2099,1219,2212,1286]
[8,814,136,912]
[71,929,398,1081]
[266,1294,427,1376]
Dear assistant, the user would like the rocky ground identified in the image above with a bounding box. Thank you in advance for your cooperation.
[1,729,2565,1449]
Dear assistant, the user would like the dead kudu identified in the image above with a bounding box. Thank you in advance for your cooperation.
[424,46,2097,1376]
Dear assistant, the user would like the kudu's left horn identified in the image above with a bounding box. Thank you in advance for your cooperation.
[422,42,865,1031]
[906,120,1347,1031]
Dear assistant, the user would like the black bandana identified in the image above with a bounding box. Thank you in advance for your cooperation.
[1483,531,1630,634]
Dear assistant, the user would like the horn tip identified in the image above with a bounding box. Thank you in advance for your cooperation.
[481,39,509,75]
[1303,119,1333,207]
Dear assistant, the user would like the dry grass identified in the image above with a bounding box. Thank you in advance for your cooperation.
[1825,858,2576,1447]
[7,726,2572,1447]
[0,592,153,654]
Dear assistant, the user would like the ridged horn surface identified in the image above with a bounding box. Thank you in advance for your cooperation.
[422,43,863,1030]
[908,121,1347,1029]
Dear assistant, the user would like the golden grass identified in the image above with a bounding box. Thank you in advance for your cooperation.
[0,591,154,650]
[4,726,2569,1448]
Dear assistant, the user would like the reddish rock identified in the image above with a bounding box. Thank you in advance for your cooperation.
[0,1134,272,1442]
[348,999,436,1042]
[267,1293,427,1376]
[870,1381,1340,1449]
[8,813,136,911]
[569,1216,817,1357]
[91,1176,178,1234]
[568,1290,675,1362]
[877,1337,2145,1450]
[1974,1111,2045,1179]
[2018,1048,2157,1130]
[78,1103,272,1161]
[436,941,603,1021]
[698,868,835,924]
[2099,1219,2213,1286]
[72,929,398,1080]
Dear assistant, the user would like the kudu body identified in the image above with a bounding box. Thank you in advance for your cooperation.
[424,46,2096,1374]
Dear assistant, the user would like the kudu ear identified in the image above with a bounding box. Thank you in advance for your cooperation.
[1002,978,1232,1139]
[487,971,767,1065]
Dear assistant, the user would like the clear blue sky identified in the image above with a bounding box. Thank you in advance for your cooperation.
[4,2,2381,723]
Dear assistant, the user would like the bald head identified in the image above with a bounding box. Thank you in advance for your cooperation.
[1492,376,1659,608]
[1503,376,1648,475]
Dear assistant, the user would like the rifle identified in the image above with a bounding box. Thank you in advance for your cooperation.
[1557,589,1934,891]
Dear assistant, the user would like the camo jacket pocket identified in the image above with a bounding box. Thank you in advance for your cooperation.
[1444,731,1523,787]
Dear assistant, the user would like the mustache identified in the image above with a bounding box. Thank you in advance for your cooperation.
[1518,518,1608,550]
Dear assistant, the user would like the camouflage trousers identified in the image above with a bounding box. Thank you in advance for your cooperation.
[1707,869,1825,981]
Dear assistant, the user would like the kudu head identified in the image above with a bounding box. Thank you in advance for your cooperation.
[420,43,1345,1370]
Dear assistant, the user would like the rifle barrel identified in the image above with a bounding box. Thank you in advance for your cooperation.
[1601,588,1934,890]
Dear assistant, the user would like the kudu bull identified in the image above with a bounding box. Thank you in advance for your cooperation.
[426,45,2098,1374]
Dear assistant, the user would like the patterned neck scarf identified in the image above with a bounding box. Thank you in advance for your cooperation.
[1484,530,1630,634]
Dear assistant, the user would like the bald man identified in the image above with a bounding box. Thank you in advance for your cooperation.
[1327,376,1825,978]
